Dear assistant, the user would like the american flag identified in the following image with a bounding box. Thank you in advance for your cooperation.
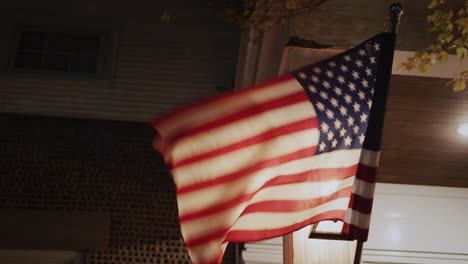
[152,33,395,264]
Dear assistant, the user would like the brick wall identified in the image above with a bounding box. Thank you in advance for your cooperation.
[0,113,236,264]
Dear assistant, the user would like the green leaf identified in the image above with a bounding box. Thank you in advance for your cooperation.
[455,17,468,33]
[456,47,468,58]
[445,22,453,32]
[438,51,448,63]
[438,33,454,43]
[417,63,429,73]
[420,52,432,61]
[453,79,466,92]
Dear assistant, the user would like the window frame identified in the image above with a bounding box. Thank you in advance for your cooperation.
[8,25,113,78]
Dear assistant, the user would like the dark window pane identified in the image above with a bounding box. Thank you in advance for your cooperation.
[18,31,46,50]
[71,56,97,73]
[14,52,42,68]
[48,34,74,52]
[75,36,100,53]
[43,54,69,71]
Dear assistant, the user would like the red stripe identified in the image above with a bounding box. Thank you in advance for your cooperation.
[342,223,369,241]
[356,163,377,183]
[240,186,353,215]
[185,210,346,247]
[179,90,310,139]
[179,166,357,222]
[176,147,317,194]
[226,210,347,242]
[152,74,295,128]
[348,193,374,214]
[185,228,229,248]
[173,117,318,168]
[162,90,311,156]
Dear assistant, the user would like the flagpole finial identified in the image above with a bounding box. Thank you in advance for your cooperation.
[388,3,403,33]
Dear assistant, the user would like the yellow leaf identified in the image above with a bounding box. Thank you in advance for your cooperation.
[421,52,431,61]
[286,0,302,9]
[453,79,466,92]
[428,0,439,9]
[438,51,448,63]
[417,63,429,73]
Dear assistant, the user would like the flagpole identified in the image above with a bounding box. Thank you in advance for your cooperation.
[353,3,403,264]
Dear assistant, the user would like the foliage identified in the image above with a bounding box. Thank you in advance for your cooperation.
[398,0,468,92]
[211,0,329,31]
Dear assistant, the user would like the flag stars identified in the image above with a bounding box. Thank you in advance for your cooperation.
[334,119,342,129]
[367,99,372,108]
[358,49,366,56]
[308,85,318,93]
[339,128,347,137]
[319,91,329,100]
[361,79,369,88]
[315,101,326,112]
[344,94,353,104]
[347,116,355,126]
[344,55,351,62]
[370,57,376,64]
[374,42,380,51]
[319,141,326,152]
[337,76,346,84]
[298,72,307,79]
[358,91,366,100]
[327,131,335,141]
[328,61,337,67]
[351,71,360,80]
[330,98,339,108]
[355,59,363,68]
[365,67,372,76]
[353,125,360,135]
[321,122,330,133]
[322,80,331,89]
[348,82,357,92]
[314,67,322,74]
[331,139,338,148]
[353,102,361,112]
[326,70,334,78]
[360,113,368,123]
[325,109,335,120]
[359,133,365,144]
[311,75,320,83]
[334,87,343,96]
[339,106,348,116]
[344,136,352,146]
[340,65,349,73]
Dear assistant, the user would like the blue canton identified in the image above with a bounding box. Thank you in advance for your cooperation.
[292,39,383,154]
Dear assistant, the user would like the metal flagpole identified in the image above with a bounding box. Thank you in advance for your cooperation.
[353,3,403,264]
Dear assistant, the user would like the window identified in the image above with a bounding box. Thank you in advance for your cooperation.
[11,27,110,75]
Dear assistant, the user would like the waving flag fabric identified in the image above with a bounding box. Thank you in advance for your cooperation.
[152,33,395,264]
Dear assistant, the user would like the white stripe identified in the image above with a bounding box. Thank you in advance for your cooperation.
[352,179,376,199]
[156,78,303,141]
[178,149,362,215]
[173,129,320,188]
[344,208,371,229]
[231,198,350,231]
[360,149,380,167]
[181,197,350,242]
[171,101,315,162]
[181,200,249,241]
[188,241,228,264]
[247,176,354,204]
